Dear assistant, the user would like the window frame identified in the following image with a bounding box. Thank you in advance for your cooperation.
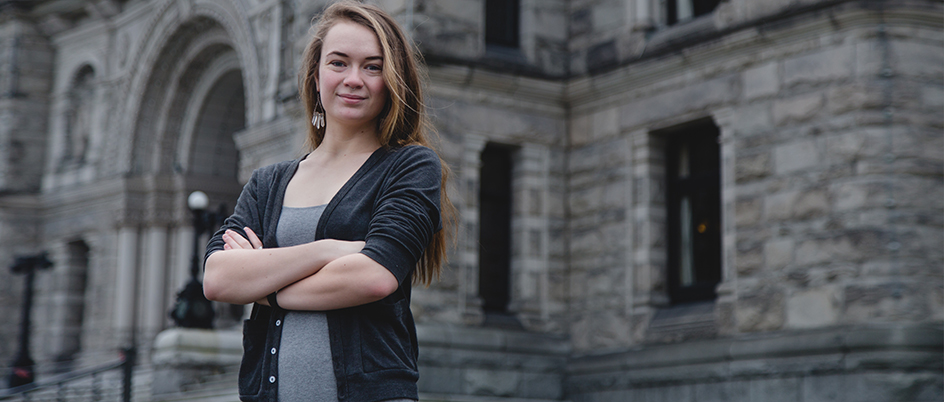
[666,0,722,26]
[485,0,520,49]
[478,142,517,314]
[664,122,722,304]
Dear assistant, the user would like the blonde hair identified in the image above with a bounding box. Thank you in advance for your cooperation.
[299,1,455,286]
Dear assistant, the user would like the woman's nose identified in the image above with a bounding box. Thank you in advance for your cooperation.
[343,68,363,87]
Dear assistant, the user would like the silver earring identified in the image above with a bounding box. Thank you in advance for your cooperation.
[312,109,325,129]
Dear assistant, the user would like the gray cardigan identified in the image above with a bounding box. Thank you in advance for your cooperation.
[206,145,442,402]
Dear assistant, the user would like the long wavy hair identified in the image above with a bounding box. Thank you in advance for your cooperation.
[300,1,455,286]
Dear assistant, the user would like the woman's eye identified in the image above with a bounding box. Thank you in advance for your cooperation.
[328,60,345,67]
[366,65,382,72]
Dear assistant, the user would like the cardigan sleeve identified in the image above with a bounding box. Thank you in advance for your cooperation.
[204,167,266,263]
[359,146,443,286]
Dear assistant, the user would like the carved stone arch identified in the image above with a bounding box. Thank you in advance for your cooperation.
[132,23,235,176]
[175,52,243,177]
[118,0,260,176]
[188,0,260,124]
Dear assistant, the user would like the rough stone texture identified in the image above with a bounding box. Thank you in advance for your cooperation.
[786,287,839,329]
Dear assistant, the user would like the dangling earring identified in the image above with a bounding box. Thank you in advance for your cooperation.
[312,110,325,129]
[312,95,325,129]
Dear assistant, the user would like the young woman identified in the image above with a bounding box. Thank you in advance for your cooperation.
[203,2,454,401]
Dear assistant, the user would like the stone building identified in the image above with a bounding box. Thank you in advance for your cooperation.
[0,0,940,400]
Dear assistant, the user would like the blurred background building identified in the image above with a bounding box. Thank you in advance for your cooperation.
[0,0,940,400]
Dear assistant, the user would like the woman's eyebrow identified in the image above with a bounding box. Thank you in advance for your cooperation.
[325,50,383,62]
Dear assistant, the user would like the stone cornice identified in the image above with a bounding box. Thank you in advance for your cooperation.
[428,64,567,117]
[565,1,942,111]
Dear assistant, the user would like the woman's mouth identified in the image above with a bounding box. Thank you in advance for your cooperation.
[339,94,365,103]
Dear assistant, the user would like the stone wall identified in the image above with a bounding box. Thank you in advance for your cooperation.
[0,7,53,368]
[565,0,943,354]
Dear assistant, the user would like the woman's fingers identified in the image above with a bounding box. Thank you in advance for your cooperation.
[244,227,263,249]
[223,229,253,249]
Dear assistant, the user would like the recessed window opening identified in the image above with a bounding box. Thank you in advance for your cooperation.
[478,143,515,314]
[667,0,721,25]
[485,0,520,48]
[666,121,721,304]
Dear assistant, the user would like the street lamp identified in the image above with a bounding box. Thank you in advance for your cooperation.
[169,191,224,329]
[8,252,53,388]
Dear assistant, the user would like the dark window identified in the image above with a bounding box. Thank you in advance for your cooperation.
[485,0,519,48]
[478,143,514,313]
[667,0,721,25]
[666,122,721,304]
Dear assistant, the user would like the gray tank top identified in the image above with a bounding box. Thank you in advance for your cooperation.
[276,205,337,401]
[275,205,417,402]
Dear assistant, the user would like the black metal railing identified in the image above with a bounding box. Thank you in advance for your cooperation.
[0,348,134,402]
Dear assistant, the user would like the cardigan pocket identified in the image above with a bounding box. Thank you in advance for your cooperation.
[359,300,415,373]
[238,316,269,400]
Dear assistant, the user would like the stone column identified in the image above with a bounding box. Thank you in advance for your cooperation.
[142,226,168,338]
[459,135,487,323]
[510,143,552,328]
[113,226,138,344]
[628,128,662,341]
[713,108,739,335]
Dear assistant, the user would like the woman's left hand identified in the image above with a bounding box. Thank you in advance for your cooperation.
[222,227,263,250]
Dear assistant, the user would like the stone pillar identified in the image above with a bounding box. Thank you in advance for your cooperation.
[459,135,487,323]
[113,226,138,344]
[510,143,552,328]
[142,226,168,337]
[628,127,662,342]
[713,107,739,335]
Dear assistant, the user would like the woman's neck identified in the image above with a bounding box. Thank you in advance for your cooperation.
[317,126,382,158]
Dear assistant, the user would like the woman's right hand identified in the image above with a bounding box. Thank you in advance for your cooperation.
[222,227,263,250]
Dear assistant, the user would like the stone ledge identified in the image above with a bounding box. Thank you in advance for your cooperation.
[418,323,571,355]
[568,322,943,375]
[152,328,242,368]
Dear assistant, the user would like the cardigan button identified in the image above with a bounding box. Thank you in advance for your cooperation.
[269,376,276,383]
[275,319,281,326]
[270,348,277,355]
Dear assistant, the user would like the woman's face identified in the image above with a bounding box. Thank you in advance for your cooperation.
[317,21,389,131]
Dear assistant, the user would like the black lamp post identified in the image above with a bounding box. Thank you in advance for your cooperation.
[169,191,224,329]
[8,252,53,388]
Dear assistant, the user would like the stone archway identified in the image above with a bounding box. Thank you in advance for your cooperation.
[117,16,247,343]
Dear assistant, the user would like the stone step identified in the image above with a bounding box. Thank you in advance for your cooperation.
[420,394,569,402]
[152,386,239,402]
